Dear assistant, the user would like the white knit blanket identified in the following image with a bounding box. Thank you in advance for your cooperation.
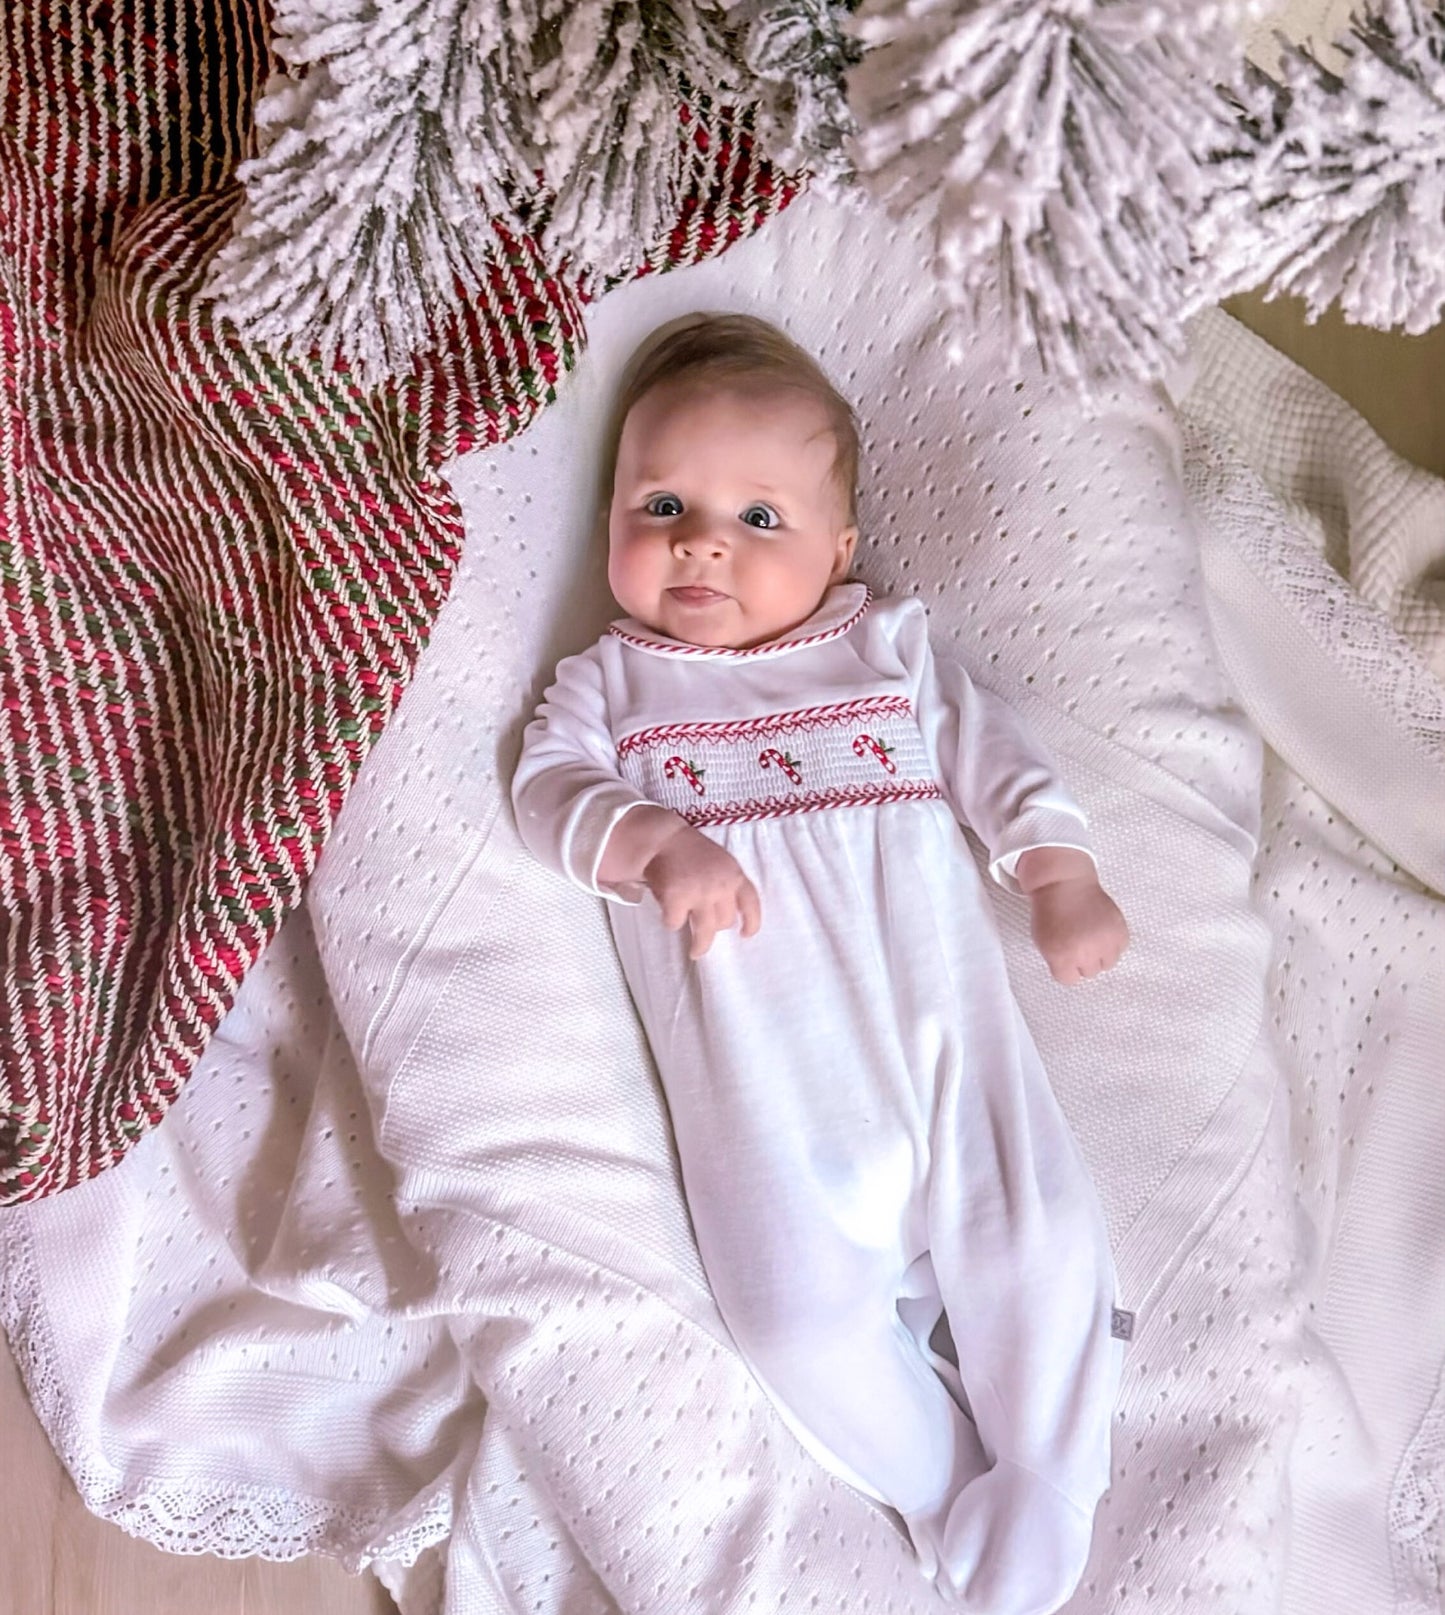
[1180,310,1445,1615]
[2,188,1442,1615]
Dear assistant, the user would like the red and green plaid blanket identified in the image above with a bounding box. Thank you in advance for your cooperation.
[0,0,796,1203]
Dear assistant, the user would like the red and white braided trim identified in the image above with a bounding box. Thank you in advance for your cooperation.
[681,780,943,828]
[616,695,913,758]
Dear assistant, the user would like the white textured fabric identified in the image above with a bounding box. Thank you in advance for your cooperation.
[1178,307,1445,1615]
[513,586,1121,1613]
[0,185,1437,1615]
[1183,307,1445,893]
[0,909,468,1574]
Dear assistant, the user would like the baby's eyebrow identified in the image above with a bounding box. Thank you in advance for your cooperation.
[626,474,788,500]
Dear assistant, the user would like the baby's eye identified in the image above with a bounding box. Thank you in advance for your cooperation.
[645,494,683,517]
[741,504,780,530]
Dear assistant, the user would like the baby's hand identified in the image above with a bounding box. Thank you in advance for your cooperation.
[1015,845,1128,985]
[643,823,762,959]
[1027,875,1129,985]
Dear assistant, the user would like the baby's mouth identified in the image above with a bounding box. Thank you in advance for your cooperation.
[667,585,730,606]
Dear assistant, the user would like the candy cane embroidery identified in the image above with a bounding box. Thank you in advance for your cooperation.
[664,756,707,796]
[852,734,897,775]
[757,748,804,785]
[619,709,933,823]
[617,696,913,759]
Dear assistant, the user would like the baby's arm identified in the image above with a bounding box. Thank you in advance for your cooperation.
[894,601,1128,983]
[598,806,761,960]
[512,646,657,897]
[513,648,759,958]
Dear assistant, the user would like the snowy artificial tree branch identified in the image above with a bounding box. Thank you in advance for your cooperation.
[741,0,863,194]
[527,0,748,279]
[525,0,864,276]
[205,0,864,383]
[844,0,1261,390]
[1201,0,1445,335]
[529,0,864,236]
[208,0,1445,396]
[205,0,544,385]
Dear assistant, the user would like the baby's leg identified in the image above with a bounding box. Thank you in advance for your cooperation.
[695,1199,989,1540]
[620,848,992,1543]
[926,1005,1123,1615]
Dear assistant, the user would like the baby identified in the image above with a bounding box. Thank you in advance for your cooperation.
[512,313,1130,1614]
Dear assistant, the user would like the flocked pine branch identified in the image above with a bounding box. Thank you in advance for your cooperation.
[844,0,1261,390]
[207,0,864,383]
[528,0,748,278]
[206,0,545,385]
[740,0,864,194]
[530,0,867,275]
[1200,0,1445,334]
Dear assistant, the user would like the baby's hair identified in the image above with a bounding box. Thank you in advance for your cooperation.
[598,312,860,526]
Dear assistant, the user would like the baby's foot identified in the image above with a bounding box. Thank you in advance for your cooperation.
[936,1460,1096,1615]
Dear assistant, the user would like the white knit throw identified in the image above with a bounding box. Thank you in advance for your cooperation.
[6,189,1443,1614]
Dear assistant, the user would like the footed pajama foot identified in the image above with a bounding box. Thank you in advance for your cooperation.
[897,1409,991,1585]
[933,1460,1096,1615]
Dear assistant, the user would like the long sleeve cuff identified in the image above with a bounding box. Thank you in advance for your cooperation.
[988,806,1097,894]
[516,783,653,903]
[588,799,654,906]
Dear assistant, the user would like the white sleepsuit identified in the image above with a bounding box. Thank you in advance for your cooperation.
[512,583,1123,1615]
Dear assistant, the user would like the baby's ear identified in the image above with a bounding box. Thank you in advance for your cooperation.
[832,525,859,578]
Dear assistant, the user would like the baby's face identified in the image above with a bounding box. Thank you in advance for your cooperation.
[608,380,858,649]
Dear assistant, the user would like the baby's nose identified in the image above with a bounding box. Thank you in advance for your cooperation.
[671,518,729,557]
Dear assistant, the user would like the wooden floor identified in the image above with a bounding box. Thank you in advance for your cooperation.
[0,1332,394,1615]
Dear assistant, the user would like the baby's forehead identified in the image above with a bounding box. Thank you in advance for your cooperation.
[624,375,834,442]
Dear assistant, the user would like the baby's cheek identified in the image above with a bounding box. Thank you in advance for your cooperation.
[609,539,658,611]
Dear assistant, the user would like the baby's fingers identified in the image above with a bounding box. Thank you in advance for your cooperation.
[689,886,760,957]
[688,904,721,960]
[1057,942,1122,983]
[738,878,762,939]
[1045,946,1088,985]
[658,892,692,933]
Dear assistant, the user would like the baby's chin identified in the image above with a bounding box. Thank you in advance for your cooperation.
[658,607,778,651]
[626,589,828,650]
[650,591,748,648]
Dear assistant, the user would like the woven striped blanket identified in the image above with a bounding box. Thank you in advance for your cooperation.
[0,0,793,1203]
